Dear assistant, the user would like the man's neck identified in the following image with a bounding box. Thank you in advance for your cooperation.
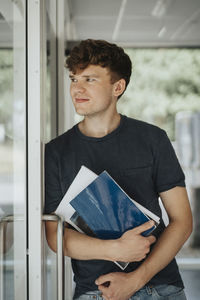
[78,112,121,138]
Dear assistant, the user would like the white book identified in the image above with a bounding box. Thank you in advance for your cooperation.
[55,166,98,232]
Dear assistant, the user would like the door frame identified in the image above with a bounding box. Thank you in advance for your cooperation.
[27,0,46,299]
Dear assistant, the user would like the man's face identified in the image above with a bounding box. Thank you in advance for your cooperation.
[69,65,118,117]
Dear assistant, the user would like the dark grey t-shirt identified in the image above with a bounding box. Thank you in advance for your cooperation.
[44,115,185,298]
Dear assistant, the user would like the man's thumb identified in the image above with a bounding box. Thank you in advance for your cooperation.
[95,274,110,286]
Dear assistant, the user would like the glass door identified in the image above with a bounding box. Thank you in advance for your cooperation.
[0,1,27,300]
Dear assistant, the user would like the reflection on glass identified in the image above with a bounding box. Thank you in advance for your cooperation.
[45,0,57,143]
[0,50,13,216]
[0,1,26,300]
[43,2,57,300]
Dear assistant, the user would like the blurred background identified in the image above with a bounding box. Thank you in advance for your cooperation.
[0,0,200,299]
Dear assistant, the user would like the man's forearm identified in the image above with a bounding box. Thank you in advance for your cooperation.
[63,228,114,260]
[134,187,193,287]
[128,219,192,290]
[63,221,156,262]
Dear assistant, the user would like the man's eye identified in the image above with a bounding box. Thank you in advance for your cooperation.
[87,78,95,82]
[70,78,77,82]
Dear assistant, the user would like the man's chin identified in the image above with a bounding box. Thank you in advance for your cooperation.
[75,111,86,117]
[75,108,90,117]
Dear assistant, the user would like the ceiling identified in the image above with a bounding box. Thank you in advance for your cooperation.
[0,0,200,48]
[66,0,200,47]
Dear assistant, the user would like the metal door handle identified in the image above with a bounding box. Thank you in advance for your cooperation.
[42,214,65,300]
[0,215,65,300]
[0,215,23,300]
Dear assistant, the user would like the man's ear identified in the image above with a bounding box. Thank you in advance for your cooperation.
[113,79,126,97]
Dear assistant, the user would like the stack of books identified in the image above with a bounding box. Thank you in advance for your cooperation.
[55,166,160,269]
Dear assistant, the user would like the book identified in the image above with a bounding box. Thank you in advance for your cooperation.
[55,166,160,270]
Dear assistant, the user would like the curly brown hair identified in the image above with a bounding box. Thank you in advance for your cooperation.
[65,39,132,95]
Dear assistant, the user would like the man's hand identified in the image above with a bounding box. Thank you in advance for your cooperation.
[95,271,142,300]
[111,221,156,262]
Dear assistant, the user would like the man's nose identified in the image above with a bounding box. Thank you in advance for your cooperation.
[74,82,85,93]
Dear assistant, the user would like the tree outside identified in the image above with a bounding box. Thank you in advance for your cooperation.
[0,50,13,141]
[118,48,200,140]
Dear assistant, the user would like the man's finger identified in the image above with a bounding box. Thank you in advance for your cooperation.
[134,220,155,234]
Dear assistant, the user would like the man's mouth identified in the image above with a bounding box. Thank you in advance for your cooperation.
[75,98,90,103]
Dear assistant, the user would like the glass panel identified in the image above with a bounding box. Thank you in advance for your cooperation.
[0,1,26,300]
[43,2,57,300]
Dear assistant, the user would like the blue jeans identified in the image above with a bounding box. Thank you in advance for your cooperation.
[74,284,187,300]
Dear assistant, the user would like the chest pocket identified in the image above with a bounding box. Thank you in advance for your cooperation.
[110,165,155,209]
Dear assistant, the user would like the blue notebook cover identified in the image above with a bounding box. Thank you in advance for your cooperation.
[70,171,155,240]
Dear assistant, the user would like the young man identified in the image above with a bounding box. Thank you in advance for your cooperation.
[45,39,192,300]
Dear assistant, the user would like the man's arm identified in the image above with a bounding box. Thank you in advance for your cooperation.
[96,186,193,300]
[45,219,156,262]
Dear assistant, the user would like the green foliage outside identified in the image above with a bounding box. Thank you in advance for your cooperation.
[118,48,200,140]
[0,50,13,127]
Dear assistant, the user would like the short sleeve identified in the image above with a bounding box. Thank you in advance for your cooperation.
[44,142,63,214]
[153,130,185,193]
